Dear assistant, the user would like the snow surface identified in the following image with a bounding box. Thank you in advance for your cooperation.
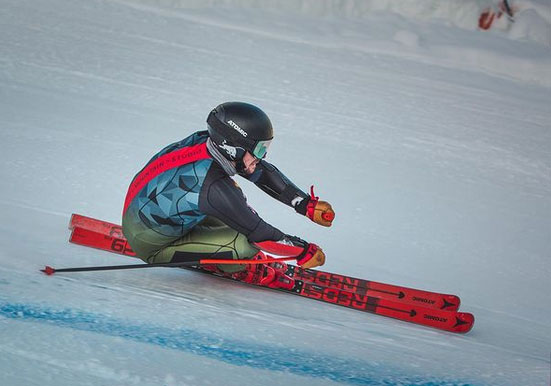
[1,0,550,385]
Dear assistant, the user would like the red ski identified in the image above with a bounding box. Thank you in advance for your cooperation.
[68,213,461,311]
[66,223,474,333]
[67,214,474,333]
[198,266,473,333]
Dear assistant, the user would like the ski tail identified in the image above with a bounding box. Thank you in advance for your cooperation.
[70,226,136,257]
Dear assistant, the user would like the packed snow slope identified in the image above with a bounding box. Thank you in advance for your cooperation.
[1,0,550,385]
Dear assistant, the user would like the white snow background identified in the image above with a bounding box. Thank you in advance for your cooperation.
[1,0,550,385]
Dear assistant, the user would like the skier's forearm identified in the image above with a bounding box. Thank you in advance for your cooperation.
[246,160,309,212]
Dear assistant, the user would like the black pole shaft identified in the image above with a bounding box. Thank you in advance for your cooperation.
[502,0,513,17]
[42,257,293,276]
[42,260,200,275]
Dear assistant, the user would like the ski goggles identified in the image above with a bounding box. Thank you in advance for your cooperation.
[252,139,272,159]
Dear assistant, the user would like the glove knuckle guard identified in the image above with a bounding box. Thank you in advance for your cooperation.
[297,244,326,269]
[313,201,334,227]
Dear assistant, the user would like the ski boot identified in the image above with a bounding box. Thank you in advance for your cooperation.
[232,251,295,290]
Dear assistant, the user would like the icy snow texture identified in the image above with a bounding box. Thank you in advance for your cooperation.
[0,0,550,385]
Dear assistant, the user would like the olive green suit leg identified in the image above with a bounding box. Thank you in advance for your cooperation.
[123,215,259,273]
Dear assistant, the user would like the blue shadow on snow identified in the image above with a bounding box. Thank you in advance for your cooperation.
[0,301,479,386]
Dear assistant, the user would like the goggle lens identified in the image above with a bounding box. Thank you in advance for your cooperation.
[253,139,272,159]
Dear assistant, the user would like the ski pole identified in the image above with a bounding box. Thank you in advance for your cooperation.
[41,256,296,276]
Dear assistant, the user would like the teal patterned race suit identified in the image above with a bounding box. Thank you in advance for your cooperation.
[122,131,310,269]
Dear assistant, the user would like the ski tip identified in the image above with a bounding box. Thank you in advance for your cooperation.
[454,312,475,333]
[41,266,56,276]
[442,295,461,311]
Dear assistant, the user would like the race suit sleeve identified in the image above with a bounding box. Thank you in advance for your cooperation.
[242,160,310,215]
[199,174,285,243]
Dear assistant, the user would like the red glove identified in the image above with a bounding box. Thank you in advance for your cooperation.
[296,243,326,269]
[306,186,335,227]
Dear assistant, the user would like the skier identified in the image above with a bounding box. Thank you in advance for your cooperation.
[122,102,334,289]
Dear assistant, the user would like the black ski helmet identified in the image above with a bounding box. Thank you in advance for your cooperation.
[207,102,273,161]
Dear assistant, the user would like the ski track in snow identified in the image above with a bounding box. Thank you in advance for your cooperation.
[1,0,550,385]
